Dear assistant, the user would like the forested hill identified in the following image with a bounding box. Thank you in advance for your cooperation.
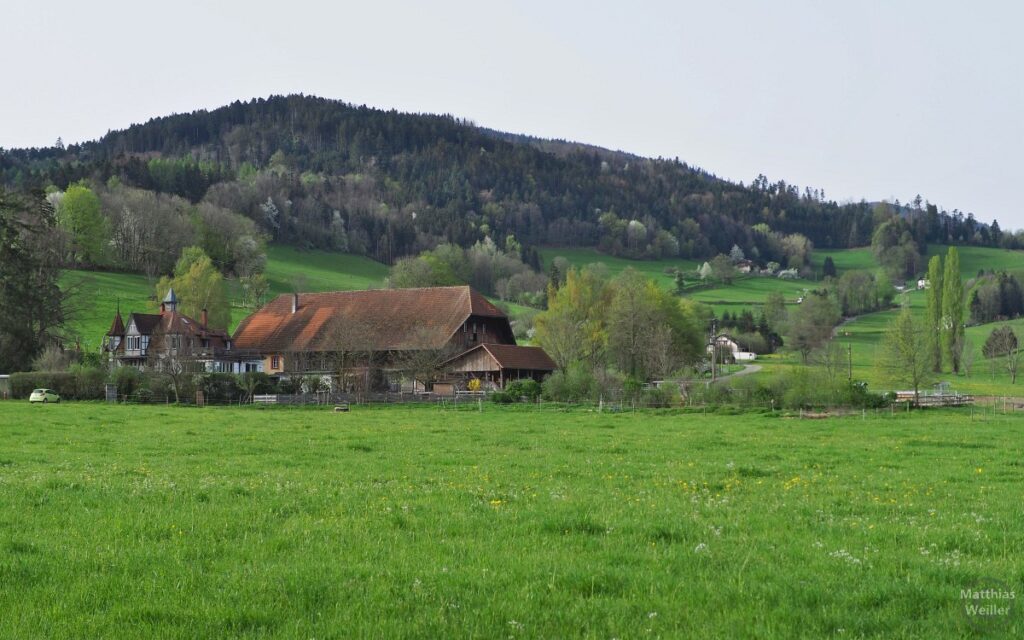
[0,94,1006,265]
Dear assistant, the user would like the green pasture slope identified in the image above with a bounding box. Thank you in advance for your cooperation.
[262,245,389,296]
[60,248,390,349]
[813,245,1024,280]
[0,403,1020,638]
[540,247,814,315]
[804,245,1024,396]
[539,248,699,290]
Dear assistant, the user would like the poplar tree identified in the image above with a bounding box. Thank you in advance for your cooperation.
[924,255,943,371]
[941,247,964,372]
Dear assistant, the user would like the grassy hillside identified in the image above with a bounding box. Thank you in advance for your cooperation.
[1,403,1020,637]
[263,245,388,296]
[541,247,813,315]
[62,248,390,349]
[928,245,1024,279]
[539,248,698,289]
[813,245,1024,280]
[810,247,879,273]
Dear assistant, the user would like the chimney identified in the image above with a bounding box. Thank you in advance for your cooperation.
[291,292,299,314]
[201,308,208,327]
[160,302,166,315]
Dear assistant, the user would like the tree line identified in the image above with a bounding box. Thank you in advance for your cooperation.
[2,95,1012,270]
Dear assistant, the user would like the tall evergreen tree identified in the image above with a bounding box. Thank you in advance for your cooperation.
[822,256,837,278]
[941,247,964,372]
[0,189,65,371]
[925,255,943,371]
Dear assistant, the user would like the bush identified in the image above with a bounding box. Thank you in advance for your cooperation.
[196,373,243,403]
[542,363,596,402]
[10,369,106,400]
[640,385,677,407]
[490,391,514,404]
[68,365,105,400]
[112,366,141,398]
[139,372,175,401]
[235,371,275,401]
[504,379,541,402]
[838,381,888,409]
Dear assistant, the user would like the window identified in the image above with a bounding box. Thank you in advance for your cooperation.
[272,355,280,370]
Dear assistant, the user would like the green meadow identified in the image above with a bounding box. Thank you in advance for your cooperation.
[1,403,1022,638]
[539,248,699,290]
[540,247,812,315]
[60,248,391,349]
[57,243,1024,396]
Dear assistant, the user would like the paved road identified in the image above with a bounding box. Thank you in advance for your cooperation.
[713,364,762,382]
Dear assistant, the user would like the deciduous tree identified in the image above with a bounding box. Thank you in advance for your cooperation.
[156,247,230,329]
[57,183,108,266]
[878,307,933,404]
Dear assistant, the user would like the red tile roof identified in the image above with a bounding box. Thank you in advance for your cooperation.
[232,286,510,353]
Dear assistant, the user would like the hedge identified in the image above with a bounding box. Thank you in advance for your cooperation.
[10,370,105,400]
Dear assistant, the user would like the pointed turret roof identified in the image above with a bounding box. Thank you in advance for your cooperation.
[106,309,125,336]
[162,288,178,304]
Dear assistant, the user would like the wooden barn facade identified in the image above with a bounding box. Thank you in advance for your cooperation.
[229,286,555,390]
[444,344,556,388]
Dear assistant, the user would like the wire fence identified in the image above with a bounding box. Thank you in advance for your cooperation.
[99,387,1024,417]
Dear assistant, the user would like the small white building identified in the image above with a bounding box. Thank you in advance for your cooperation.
[917,278,929,290]
[708,334,741,355]
[734,352,757,362]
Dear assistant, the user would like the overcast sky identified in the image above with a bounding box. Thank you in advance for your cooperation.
[3,1,1022,228]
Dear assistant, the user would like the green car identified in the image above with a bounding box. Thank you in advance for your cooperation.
[29,388,60,404]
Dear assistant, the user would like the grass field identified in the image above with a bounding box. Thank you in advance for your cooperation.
[539,248,699,290]
[540,247,814,315]
[61,248,390,349]
[263,245,389,296]
[0,402,1020,638]
[812,245,1024,281]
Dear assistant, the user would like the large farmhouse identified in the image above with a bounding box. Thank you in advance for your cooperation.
[230,286,555,390]
[104,289,236,372]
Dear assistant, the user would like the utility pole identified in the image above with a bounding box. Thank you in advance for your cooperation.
[710,320,718,381]
[848,343,853,381]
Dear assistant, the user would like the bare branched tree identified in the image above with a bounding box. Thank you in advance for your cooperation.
[392,327,462,391]
[149,328,202,402]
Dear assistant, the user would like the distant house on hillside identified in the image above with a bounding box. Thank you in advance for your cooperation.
[707,334,757,363]
[103,289,236,372]
[736,259,755,274]
[230,286,556,391]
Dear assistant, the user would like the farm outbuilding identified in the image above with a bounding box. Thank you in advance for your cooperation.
[443,343,556,389]
[230,285,556,391]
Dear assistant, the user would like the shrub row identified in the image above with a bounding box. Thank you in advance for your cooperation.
[688,369,888,410]
[10,367,106,400]
[11,369,279,402]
